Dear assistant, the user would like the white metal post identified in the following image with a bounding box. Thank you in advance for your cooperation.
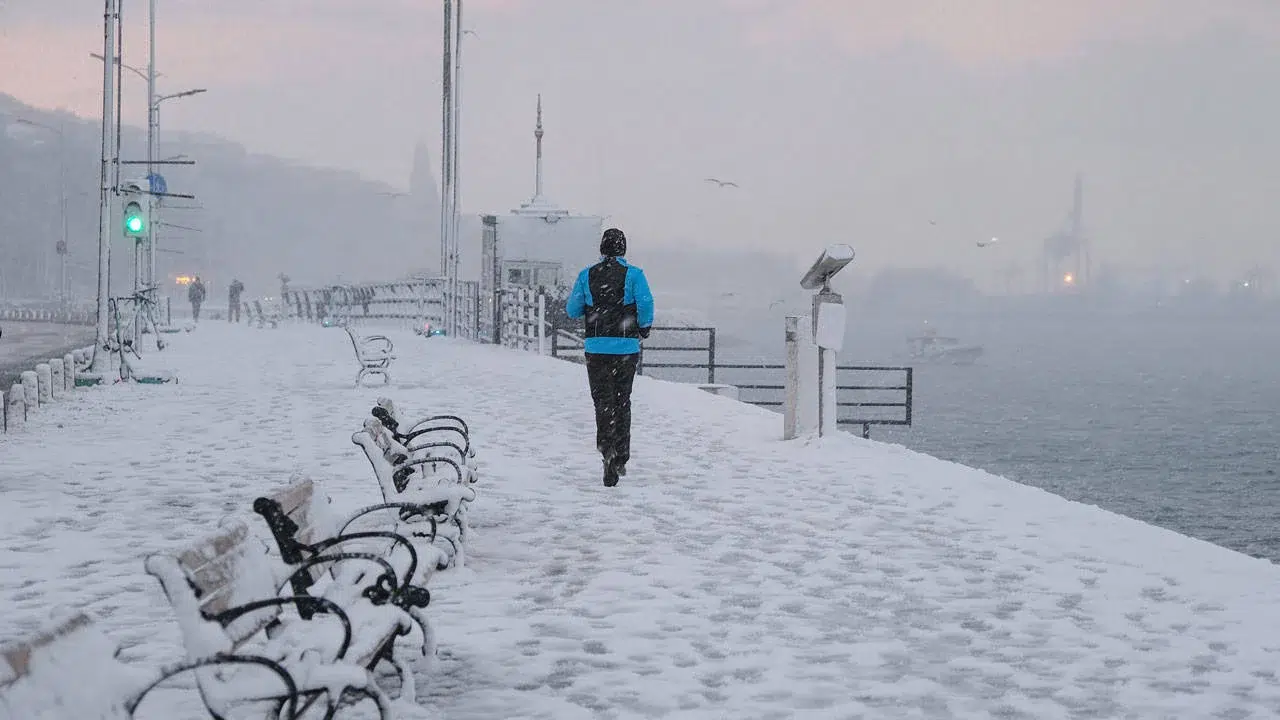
[783,314,819,439]
[536,291,546,355]
[439,0,454,335]
[146,0,158,293]
[451,0,463,338]
[784,315,799,440]
[91,0,119,374]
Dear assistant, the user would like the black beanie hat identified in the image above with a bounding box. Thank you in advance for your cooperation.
[600,227,627,257]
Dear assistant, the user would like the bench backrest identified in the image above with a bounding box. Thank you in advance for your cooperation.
[0,614,153,719]
[145,520,282,649]
[252,479,341,593]
[353,420,415,499]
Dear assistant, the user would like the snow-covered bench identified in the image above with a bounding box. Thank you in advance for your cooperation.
[353,419,476,569]
[251,478,440,612]
[0,612,303,719]
[370,397,476,483]
[251,299,280,329]
[346,327,395,387]
[144,519,420,719]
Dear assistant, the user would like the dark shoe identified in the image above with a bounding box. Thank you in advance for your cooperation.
[603,459,619,487]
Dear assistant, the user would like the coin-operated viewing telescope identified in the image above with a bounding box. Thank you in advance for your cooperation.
[785,243,855,439]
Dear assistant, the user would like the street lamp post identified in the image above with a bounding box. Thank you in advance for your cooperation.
[148,0,157,295]
[149,88,205,299]
[439,0,464,337]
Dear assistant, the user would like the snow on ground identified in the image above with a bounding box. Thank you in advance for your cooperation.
[3,322,1280,718]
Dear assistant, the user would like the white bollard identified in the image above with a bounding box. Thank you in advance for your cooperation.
[5,384,25,431]
[814,299,846,437]
[35,364,52,404]
[784,315,820,440]
[21,371,39,411]
[49,360,64,400]
[63,354,76,392]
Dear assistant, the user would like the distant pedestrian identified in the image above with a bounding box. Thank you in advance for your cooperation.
[228,279,244,323]
[189,276,206,322]
[565,228,655,487]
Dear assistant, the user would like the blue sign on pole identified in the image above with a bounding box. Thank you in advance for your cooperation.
[147,173,167,195]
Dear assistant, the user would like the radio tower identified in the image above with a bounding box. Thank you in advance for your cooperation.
[1041,174,1091,292]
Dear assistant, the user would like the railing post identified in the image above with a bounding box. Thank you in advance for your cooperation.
[548,305,559,358]
[537,291,547,355]
[707,327,717,384]
[904,368,913,426]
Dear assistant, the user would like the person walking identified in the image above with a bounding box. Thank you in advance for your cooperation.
[188,276,206,322]
[565,228,655,487]
[228,279,244,323]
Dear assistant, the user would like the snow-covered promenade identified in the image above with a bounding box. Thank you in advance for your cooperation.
[3,322,1280,719]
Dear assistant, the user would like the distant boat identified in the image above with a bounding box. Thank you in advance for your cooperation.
[905,328,983,365]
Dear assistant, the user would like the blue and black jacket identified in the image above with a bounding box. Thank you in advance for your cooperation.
[565,257,654,355]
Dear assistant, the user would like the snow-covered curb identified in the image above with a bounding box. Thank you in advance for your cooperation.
[2,346,93,433]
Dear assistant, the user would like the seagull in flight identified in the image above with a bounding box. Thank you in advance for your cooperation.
[977,237,999,248]
[704,178,739,188]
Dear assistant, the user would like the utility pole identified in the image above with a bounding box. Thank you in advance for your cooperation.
[146,0,159,295]
[451,0,464,337]
[91,0,119,374]
[440,0,454,335]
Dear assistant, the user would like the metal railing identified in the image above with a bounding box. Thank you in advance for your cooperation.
[550,322,913,438]
[279,280,482,339]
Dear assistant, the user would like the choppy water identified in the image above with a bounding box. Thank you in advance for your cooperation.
[0,321,94,389]
[651,302,1280,562]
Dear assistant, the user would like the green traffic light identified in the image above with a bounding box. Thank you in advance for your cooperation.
[123,201,146,236]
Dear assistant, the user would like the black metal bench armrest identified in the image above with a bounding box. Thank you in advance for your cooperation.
[341,502,445,536]
[309,531,421,595]
[358,336,393,353]
[282,552,401,606]
[127,654,301,719]
[396,455,464,485]
[212,595,354,661]
[371,407,469,441]
[404,439,467,465]
[405,414,469,437]
[402,424,470,453]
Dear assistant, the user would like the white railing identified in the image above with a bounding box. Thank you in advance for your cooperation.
[278,279,482,340]
[499,287,548,354]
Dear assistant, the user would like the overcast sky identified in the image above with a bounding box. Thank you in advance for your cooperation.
[4,0,1280,287]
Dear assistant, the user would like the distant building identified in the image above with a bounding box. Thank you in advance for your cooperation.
[478,96,603,295]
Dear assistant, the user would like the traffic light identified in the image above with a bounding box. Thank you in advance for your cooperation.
[123,200,147,237]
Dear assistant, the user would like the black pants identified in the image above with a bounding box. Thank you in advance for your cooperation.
[585,352,639,465]
[191,301,202,321]
[228,300,240,322]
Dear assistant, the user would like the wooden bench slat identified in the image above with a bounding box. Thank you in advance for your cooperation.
[166,521,283,642]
